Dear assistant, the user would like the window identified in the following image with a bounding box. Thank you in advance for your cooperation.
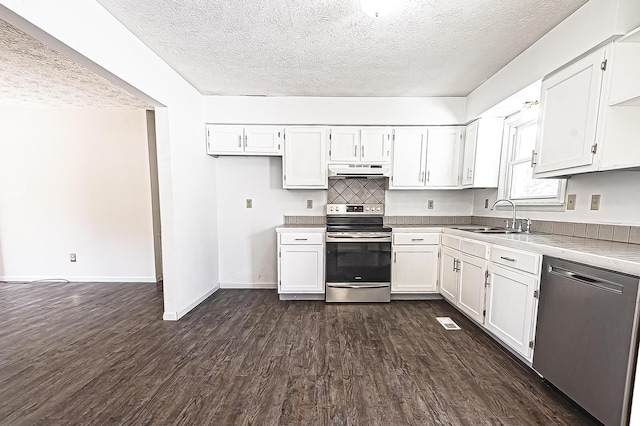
[497,109,566,209]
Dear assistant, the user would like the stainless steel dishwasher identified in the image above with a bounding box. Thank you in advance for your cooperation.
[533,256,640,426]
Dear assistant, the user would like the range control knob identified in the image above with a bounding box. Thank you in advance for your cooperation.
[365,207,370,211]
[376,207,381,211]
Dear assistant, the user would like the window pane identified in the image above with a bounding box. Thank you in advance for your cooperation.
[510,162,559,199]
[514,122,537,161]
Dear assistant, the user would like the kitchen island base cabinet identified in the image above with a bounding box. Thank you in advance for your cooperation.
[277,231,325,297]
[486,264,539,361]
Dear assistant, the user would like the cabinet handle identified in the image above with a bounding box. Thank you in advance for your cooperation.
[361,145,365,157]
[426,171,430,182]
[295,238,308,241]
[354,146,358,157]
[394,252,397,263]
[411,238,424,241]
[453,258,459,272]
[238,135,242,148]
[244,135,248,148]
[531,150,537,166]
[500,256,516,262]
[421,171,425,182]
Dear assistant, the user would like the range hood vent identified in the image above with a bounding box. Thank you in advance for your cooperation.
[328,164,390,178]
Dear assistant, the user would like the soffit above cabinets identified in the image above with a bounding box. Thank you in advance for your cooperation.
[0,19,150,109]
[96,0,588,97]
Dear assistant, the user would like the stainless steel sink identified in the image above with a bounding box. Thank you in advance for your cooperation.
[471,229,521,234]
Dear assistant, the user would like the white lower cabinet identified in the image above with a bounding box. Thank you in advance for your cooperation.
[277,231,324,294]
[439,238,489,325]
[486,246,541,361]
[391,232,440,293]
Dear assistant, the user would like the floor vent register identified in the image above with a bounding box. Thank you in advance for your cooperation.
[436,317,461,330]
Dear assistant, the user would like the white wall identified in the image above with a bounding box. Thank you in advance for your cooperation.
[0,108,155,281]
[215,157,326,287]
[385,191,473,216]
[472,170,640,226]
[203,96,466,125]
[0,1,219,320]
[466,0,640,121]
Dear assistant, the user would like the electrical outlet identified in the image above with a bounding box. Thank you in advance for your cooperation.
[484,199,489,209]
[70,253,77,263]
[590,194,601,210]
[306,200,313,209]
[428,200,434,210]
[566,194,577,210]
[246,199,252,208]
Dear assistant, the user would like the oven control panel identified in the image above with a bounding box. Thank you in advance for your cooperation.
[327,204,384,215]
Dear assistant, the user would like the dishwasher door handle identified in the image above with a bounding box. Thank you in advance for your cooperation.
[549,265,624,294]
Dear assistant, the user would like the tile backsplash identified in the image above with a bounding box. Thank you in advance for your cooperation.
[327,178,385,204]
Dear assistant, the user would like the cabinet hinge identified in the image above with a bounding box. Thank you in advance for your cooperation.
[529,340,535,349]
[483,309,486,317]
[485,270,490,285]
[591,143,598,154]
[329,133,332,140]
[601,59,607,71]
[329,149,331,156]
[278,143,281,150]
[533,289,539,299]
[531,150,538,167]
[278,131,281,138]
[393,133,395,142]
[278,251,281,258]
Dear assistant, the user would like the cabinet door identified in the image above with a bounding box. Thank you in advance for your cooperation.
[283,127,328,188]
[534,48,606,176]
[425,126,462,187]
[390,128,426,188]
[457,253,488,324]
[486,264,538,360]
[206,125,244,154]
[329,127,360,162]
[360,128,391,164]
[244,126,283,154]
[280,244,324,293]
[461,121,478,186]
[439,247,459,303]
[391,246,439,293]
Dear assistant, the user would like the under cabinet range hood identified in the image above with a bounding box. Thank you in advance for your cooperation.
[328,164,390,178]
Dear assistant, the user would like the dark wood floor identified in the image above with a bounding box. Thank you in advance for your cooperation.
[0,283,597,426]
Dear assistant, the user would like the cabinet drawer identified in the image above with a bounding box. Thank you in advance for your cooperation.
[460,239,489,259]
[441,234,461,250]
[491,245,540,275]
[393,233,440,245]
[280,233,324,245]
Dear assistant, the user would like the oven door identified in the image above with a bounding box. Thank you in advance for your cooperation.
[325,240,391,284]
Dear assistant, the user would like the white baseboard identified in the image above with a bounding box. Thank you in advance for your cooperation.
[163,283,220,321]
[219,282,277,289]
[0,275,157,283]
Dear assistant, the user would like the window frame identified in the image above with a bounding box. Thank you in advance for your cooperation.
[496,111,567,211]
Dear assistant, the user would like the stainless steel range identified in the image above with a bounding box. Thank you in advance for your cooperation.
[325,203,392,303]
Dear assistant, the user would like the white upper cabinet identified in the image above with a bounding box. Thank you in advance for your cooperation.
[533,38,640,178]
[283,127,328,189]
[206,125,283,156]
[425,127,462,188]
[533,48,606,177]
[390,126,462,189]
[360,128,391,163]
[461,118,503,188]
[390,127,426,188]
[329,127,359,162]
[329,127,391,164]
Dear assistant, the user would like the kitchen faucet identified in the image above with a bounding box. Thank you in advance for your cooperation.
[491,199,517,229]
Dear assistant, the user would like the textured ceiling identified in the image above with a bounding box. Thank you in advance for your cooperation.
[0,19,150,108]
[96,0,588,97]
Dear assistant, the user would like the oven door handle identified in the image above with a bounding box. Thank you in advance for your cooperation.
[326,236,392,242]
[326,283,390,289]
